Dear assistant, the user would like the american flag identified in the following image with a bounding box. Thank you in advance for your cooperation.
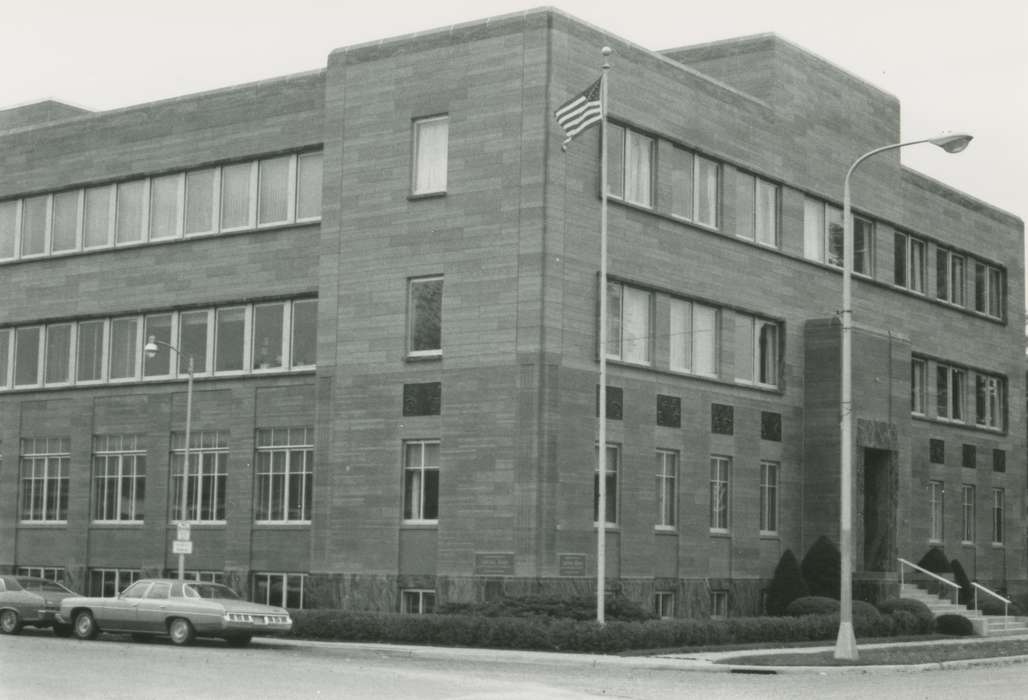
[554,78,602,151]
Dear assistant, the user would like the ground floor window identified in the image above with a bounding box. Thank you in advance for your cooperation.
[401,589,436,614]
[164,570,226,584]
[19,437,70,522]
[653,591,676,619]
[710,590,728,618]
[171,430,228,522]
[255,427,314,522]
[253,572,306,609]
[89,568,140,597]
[16,566,65,583]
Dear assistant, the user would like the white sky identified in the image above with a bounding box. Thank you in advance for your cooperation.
[2,0,1024,229]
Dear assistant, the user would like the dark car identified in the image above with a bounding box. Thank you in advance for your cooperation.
[0,575,78,636]
[57,578,292,646]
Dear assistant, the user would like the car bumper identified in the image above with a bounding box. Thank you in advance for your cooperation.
[221,614,292,636]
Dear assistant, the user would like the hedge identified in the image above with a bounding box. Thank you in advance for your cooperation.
[287,608,921,653]
[935,614,974,636]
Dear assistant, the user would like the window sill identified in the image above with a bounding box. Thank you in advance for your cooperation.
[654,527,677,535]
[401,521,438,529]
[166,522,226,529]
[17,521,67,527]
[91,521,145,528]
[255,521,312,528]
[709,529,730,538]
[405,353,442,363]
[408,191,447,201]
[759,532,779,539]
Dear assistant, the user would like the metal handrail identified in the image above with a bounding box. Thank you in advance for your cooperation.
[897,558,961,605]
[971,582,1012,630]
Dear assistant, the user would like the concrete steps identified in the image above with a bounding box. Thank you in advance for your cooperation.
[900,582,1028,636]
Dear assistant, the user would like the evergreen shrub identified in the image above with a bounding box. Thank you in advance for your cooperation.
[765,549,809,615]
[950,559,973,605]
[801,536,840,598]
[935,613,974,636]
[917,547,951,574]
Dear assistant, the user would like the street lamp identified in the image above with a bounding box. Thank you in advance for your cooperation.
[835,132,972,660]
[144,336,195,581]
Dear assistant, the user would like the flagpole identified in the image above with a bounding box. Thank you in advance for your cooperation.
[596,45,612,626]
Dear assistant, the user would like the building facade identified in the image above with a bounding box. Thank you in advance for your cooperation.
[1,9,1024,616]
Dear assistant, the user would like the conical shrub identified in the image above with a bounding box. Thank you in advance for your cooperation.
[801,535,841,599]
[765,549,809,615]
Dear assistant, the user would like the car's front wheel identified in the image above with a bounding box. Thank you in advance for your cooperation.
[0,609,22,635]
[168,618,196,646]
[73,611,99,640]
[52,623,73,638]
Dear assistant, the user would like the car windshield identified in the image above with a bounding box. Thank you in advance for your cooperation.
[183,583,241,600]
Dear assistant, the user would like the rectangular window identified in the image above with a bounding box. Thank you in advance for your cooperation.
[669,148,694,221]
[671,150,720,227]
[412,116,449,195]
[669,299,717,376]
[975,374,1004,429]
[253,572,306,609]
[19,438,70,522]
[171,431,228,522]
[215,307,246,372]
[709,456,730,532]
[408,277,443,357]
[220,162,254,230]
[92,435,146,522]
[51,190,80,253]
[109,317,140,380]
[929,480,944,542]
[0,199,17,259]
[911,358,926,415]
[258,156,291,225]
[15,566,66,583]
[936,364,965,422]
[754,178,779,247]
[83,185,114,248]
[0,328,10,389]
[20,195,49,257]
[710,590,728,619]
[654,591,675,619]
[44,323,72,385]
[179,310,210,374]
[937,249,966,306]
[694,156,718,227]
[252,303,285,370]
[291,299,317,368]
[255,427,313,522]
[606,282,651,364]
[974,261,1003,318]
[401,589,436,615]
[593,444,619,526]
[143,314,173,377]
[655,450,677,529]
[115,180,146,245]
[853,216,874,276]
[77,320,106,382]
[803,199,872,272]
[403,440,439,522]
[991,488,1004,544]
[802,197,824,262]
[184,168,217,235]
[960,485,975,543]
[759,461,779,534]
[89,569,140,597]
[149,174,182,240]
[894,232,925,293]
[296,152,323,221]
[14,326,42,386]
[607,124,653,207]
[735,313,779,387]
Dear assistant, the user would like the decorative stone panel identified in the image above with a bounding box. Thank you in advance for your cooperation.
[929,439,945,464]
[596,385,623,420]
[760,411,781,441]
[962,444,976,469]
[993,449,1006,473]
[656,395,682,428]
[711,403,733,435]
[402,382,441,416]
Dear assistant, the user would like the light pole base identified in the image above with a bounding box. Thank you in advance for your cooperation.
[833,621,859,660]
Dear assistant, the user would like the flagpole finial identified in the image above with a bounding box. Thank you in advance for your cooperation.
[602,46,612,56]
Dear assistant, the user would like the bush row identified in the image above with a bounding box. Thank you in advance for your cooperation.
[288,608,933,653]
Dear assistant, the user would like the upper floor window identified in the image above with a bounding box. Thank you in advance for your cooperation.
[92,435,146,523]
[412,116,448,195]
[655,450,677,529]
[960,484,975,543]
[894,231,926,293]
[669,146,718,227]
[735,313,780,387]
[928,480,944,542]
[759,461,779,535]
[911,357,926,415]
[407,276,443,357]
[975,374,1004,430]
[737,174,778,247]
[20,437,70,522]
[802,198,872,275]
[936,364,966,422]
[594,443,620,526]
[403,440,439,523]
[607,124,653,207]
[606,282,651,365]
[709,455,731,532]
[668,298,717,377]
[255,427,314,522]
[991,488,1004,545]
[936,248,965,306]
[973,261,1003,318]
[171,431,228,523]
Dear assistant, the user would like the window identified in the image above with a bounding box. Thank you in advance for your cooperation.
[894,232,925,293]
[215,307,247,372]
[291,299,317,368]
[655,450,677,529]
[255,427,313,522]
[408,277,443,357]
[115,180,146,245]
[179,311,210,374]
[171,431,228,522]
[172,570,226,584]
[16,566,65,583]
[19,438,70,522]
[14,326,42,386]
[220,162,254,230]
[89,569,140,597]
[737,174,778,246]
[257,156,291,225]
[51,190,80,253]
[296,152,323,221]
[92,435,146,522]
[975,374,1004,429]
[991,488,1004,544]
[911,358,926,415]
[607,124,653,207]
[928,480,944,542]
[0,328,9,388]
[594,443,619,526]
[0,199,17,259]
[735,313,779,387]
[936,364,965,422]
[143,313,173,377]
[960,484,975,543]
[710,590,728,618]
[149,174,182,241]
[83,186,114,248]
[44,323,72,385]
[759,461,778,535]
[253,572,306,609]
[974,262,1003,318]
[412,116,449,195]
[936,249,965,306]
[109,317,140,380]
[184,169,216,235]
[403,440,439,522]
[709,456,730,532]
[606,282,651,364]
[252,303,285,370]
[401,589,436,615]
[668,298,717,376]
[77,320,106,382]
[802,199,873,275]
[654,591,676,619]
[670,147,719,226]
[20,195,48,257]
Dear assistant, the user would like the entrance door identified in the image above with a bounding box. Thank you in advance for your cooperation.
[862,448,895,572]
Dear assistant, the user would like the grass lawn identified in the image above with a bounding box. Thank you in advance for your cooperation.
[721,638,1028,666]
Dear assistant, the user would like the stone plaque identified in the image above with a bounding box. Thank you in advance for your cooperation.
[558,553,587,577]
[656,395,681,428]
[474,552,514,576]
[596,385,623,420]
[711,403,733,435]
[402,382,441,416]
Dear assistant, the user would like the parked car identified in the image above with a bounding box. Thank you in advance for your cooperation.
[56,578,292,646]
[0,575,78,636]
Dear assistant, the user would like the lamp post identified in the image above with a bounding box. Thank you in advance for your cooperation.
[144,336,194,582]
[835,133,972,661]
